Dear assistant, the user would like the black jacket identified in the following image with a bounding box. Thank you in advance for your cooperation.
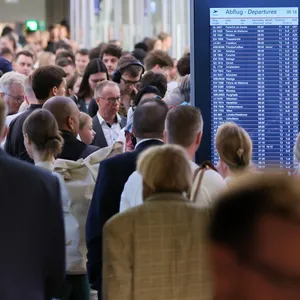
[0,150,65,300]
[5,104,44,163]
[86,139,163,296]
[59,130,99,161]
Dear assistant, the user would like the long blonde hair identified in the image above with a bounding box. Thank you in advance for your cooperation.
[215,122,252,171]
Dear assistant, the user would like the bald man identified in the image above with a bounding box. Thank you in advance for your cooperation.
[43,96,99,161]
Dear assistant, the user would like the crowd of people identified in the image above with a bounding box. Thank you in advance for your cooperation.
[1,22,300,300]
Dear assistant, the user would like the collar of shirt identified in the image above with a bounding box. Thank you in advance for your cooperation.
[135,138,163,149]
[97,112,122,126]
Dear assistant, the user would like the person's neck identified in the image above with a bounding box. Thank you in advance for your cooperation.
[99,112,117,126]
[36,99,47,105]
[184,145,196,161]
[136,137,162,144]
[33,151,55,165]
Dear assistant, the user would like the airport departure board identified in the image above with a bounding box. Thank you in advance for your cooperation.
[210,7,299,169]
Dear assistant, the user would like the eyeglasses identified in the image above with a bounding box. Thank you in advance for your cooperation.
[120,77,140,86]
[96,97,121,104]
[3,93,24,103]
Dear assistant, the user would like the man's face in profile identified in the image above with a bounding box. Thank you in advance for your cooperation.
[210,215,300,300]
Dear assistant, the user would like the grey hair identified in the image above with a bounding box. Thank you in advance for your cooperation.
[178,74,190,102]
[94,80,119,98]
[165,87,185,107]
[0,72,26,94]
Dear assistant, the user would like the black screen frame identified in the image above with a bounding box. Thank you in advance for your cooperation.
[190,0,300,165]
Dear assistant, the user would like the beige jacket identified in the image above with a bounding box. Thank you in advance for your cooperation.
[103,193,212,300]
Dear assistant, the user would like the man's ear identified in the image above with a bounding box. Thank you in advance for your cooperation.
[196,131,202,146]
[67,116,74,131]
[96,97,101,108]
[51,86,58,97]
[153,64,161,73]
[163,130,167,143]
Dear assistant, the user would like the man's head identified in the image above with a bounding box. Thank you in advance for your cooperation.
[101,44,122,77]
[157,32,172,52]
[13,51,34,77]
[140,71,168,98]
[55,50,76,65]
[165,106,203,158]
[209,173,300,300]
[55,40,73,55]
[165,87,187,108]
[75,48,90,75]
[133,98,168,140]
[0,72,26,115]
[56,58,76,81]
[177,54,190,77]
[114,55,144,95]
[31,65,66,103]
[144,50,173,80]
[94,80,120,121]
[43,96,80,136]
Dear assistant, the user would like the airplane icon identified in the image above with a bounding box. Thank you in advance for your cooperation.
[213,10,218,13]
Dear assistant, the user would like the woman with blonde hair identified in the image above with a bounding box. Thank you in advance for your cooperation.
[103,145,212,300]
[79,112,95,145]
[215,122,253,183]
[37,51,55,67]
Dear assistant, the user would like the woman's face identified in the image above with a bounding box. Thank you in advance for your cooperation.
[88,72,107,91]
[79,117,96,145]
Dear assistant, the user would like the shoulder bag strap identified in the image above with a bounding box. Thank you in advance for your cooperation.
[191,167,207,202]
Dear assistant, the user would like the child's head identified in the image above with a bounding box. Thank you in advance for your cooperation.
[79,112,95,145]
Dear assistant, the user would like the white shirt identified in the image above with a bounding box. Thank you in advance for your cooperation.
[120,160,227,212]
[97,113,122,146]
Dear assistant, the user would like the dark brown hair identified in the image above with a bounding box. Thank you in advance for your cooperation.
[31,65,66,102]
[100,44,122,59]
[144,50,173,71]
[23,109,63,160]
[117,55,144,77]
[55,50,75,65]
[15,50,34,62]
[177,54,190,77]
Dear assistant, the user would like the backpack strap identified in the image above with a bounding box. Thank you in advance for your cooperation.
[190,160,218,202]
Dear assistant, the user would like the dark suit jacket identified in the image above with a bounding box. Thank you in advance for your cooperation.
[86,139,163,295]
[0,150,65,300]
[91,115,127,149]
[59,130,99,161]
[5,104,44,163]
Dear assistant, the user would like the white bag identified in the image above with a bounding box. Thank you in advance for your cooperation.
[54,142,123,274]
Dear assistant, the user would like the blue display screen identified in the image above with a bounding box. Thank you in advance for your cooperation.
[192,1,300,169]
